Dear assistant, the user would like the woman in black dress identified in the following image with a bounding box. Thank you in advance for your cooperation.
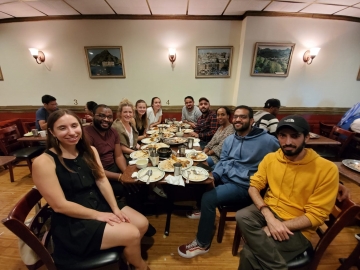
[32,109,150,270]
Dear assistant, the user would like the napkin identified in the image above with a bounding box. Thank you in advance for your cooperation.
[177,149,194,154]
[129,158,149,165]
[131,172,138,178]
[193,142,200,147]
[165,175,185,187]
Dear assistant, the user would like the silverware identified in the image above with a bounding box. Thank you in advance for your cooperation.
[186,171,190,184]
[145,170,152,185]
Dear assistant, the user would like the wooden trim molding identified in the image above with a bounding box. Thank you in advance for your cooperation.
[0,11,359,24]
[0,105,349,115]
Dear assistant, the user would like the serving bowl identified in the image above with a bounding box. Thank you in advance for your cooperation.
[176,132,184,137]
[136,159,148,169]
[183,124,191,129]
[157,147,172,159]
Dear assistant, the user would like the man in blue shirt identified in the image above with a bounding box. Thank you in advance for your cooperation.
[35,95,58,130]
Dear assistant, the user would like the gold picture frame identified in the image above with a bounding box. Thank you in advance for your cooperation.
[84,46,126,78]
[357,68,360,81]
[251,42,295,77]
[0,67,3,81]
[195,46,233,78]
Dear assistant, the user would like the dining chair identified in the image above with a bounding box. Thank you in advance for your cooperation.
[0,125,44,182]
[315,126,355,161]
[232,197,360,270]
[319,122,334,138]
[2,187,125,270]
[22,121,36,134]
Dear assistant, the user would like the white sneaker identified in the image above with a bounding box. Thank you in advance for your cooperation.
[186,209,201,219]
[153,186,167,198]
[178,239,209,258]
[355,233,360,241]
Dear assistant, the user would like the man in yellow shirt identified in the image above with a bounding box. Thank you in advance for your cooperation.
[236,115,339,270]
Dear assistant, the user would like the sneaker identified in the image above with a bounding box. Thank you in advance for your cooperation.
[186,209,201,219]
[178,239,209,258]
[153,186,167,198]
[355,233,360,241]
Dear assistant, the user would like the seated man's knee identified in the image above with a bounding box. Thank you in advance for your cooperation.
[201,189,217,208]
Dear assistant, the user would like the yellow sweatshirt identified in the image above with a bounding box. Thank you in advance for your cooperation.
[250,148,339,240]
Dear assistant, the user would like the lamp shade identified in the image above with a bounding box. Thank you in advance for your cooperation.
[29,48,39,56]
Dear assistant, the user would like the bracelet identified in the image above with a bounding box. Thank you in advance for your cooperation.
[259,205,269,212]
[118,173,122,182]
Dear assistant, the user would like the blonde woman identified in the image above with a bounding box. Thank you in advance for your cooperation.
[134,99,148,142]
[112,99,140,160]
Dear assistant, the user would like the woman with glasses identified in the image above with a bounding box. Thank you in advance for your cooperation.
[134,99,148,142]
[84,101,98,121]
[32,109,150,270]
[112,99,140,161]
[204,106,234,168]
[147,97,162,129]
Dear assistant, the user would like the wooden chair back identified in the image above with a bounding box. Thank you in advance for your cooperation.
[0,124,22,155]
[319,122,334,138]
[232,198,360,270]
[329,126,355,158]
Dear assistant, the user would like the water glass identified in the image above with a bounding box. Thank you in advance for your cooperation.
[150,152,159,166]
[179,145,186,157]
[173,163,181,176]
[187,138,194,149]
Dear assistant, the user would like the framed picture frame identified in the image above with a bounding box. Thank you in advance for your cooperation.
[0,66,3,81]
[196,46,233,78]
[357,68,360,81]
[84,46,125,78]
[251,42,295,77]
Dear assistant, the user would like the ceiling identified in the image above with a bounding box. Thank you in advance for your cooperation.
[0,0,360,21]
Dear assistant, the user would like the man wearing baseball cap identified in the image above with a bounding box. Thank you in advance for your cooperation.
[236,115,339,270]
[253,98,281,136]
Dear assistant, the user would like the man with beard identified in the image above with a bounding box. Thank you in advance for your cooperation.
[181,96,201,128]
[191,97,219,149]
[236,115,339,270]
[178,105,279,259]
[36,94,58,130]
[84,104,156,236]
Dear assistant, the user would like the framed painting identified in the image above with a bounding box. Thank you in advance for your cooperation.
[0,66,3,81]
[251,42,295,77]
[84,46,126,78]
[196,46,233,78]
[357,68,360,81]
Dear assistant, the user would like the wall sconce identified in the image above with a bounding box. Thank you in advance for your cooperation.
[303,47,321,65]
[29,48,45,64]
[168,48,176,64]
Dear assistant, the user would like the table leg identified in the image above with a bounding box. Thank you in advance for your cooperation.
[164,200,174,236]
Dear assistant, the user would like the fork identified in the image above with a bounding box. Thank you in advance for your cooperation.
[145,170,152,185]
[186,171,190,184]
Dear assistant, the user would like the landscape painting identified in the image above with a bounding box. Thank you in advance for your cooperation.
[251,43,295,77]
[196,46,233,78]
[84,46,125,78]
[0,67,3,81]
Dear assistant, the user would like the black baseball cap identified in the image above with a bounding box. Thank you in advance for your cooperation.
[276,115,310,134]
[264,98,281,108]
[199,97,210,103]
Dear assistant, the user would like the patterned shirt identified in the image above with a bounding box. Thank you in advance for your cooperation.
[194,110,219,143]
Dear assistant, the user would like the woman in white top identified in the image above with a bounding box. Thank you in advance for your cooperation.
[147,97,162,129]
[112,99,140,160]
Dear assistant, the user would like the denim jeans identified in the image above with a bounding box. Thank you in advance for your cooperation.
[196,177,252,247]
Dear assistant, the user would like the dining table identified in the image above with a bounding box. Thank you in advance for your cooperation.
[334,162,360,186]
[306,133,341,146]
[17,135,47,142]
[121,132,214,236]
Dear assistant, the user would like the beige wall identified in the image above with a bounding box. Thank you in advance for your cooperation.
[0,17,359,108]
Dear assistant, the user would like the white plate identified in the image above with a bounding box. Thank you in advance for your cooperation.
[24,132,33,137]
[342,159,360,173]
[137,167,165,183]
[309,132,320,139]
[186,151,208,162]
[182,166,209,182]
[130,150,149,160]
[156,124,170,128]
[187,137,200,143]
[163,137,188,145]
[183,129,194,134]
[141,143,170,150]
[158,157,193,172]
[141,137,159,144]
[146,130,157,135]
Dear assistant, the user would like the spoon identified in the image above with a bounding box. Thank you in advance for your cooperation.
[186,171,190,184]
[146,170,153,185]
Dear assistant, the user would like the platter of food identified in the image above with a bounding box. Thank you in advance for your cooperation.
[163,137,187,145]
[183,129,194,134]
[141,143,170,150]
[137,167,165,183]
[158,155,193,172]
[182,166,209,182]
[186,151,208,162]
[130,150,149,159]
[342,159,360,173]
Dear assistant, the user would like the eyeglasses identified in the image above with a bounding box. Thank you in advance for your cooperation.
[95,114,113,120]
[233,115,248,120]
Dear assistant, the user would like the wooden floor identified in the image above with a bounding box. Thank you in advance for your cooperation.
[0,164,359,270]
